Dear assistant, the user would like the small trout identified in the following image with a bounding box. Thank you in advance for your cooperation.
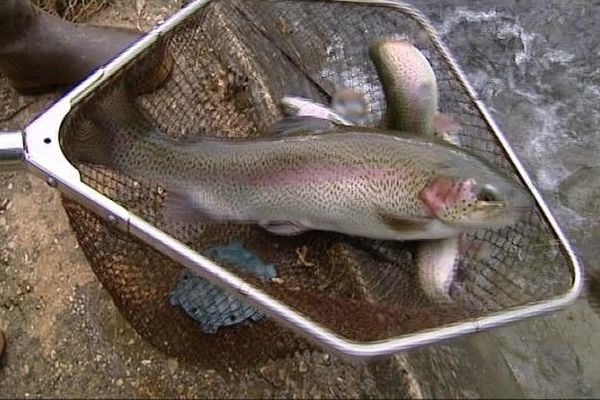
[369,38,460,142]
[370,38,467,301]
[74,88,528,242]
[417,237,460,303]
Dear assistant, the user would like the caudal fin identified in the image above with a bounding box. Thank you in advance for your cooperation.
[67,82,155,165]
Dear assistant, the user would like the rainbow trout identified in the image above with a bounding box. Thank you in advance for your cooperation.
[369,38,460,142]
[279,38,510,301]
[76,88,528,243]
[280,98,465,301]
[368,38,471,302]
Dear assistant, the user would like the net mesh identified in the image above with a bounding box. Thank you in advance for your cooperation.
[57,0,573,368]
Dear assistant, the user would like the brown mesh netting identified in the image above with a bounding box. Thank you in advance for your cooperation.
[57,0,573,369]
[33,0,109,22]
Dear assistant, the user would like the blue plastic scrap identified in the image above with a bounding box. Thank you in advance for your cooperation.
[169,240,277,334]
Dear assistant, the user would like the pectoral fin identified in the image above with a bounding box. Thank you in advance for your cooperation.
[378,211,433,234]
[271,116,339,137]
[162,186,237,223]
[260,221,308,236]
[67,121,113,165]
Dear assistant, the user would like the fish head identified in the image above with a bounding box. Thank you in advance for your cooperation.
[420,174,531,230]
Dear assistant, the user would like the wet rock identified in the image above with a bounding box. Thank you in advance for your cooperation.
[537,338,585,393]
[558,166,600,218]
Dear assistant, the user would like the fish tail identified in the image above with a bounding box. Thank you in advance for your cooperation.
[69,82,154,165]
[94,82,150,127]
[64,114,113,165]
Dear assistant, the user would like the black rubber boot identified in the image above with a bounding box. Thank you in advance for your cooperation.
[0,0,171,95]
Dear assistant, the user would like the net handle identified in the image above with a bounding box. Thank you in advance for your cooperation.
[0,131,24,171]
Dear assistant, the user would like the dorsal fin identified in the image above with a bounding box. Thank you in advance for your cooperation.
[270,116,340,137]
[378,210,433,234]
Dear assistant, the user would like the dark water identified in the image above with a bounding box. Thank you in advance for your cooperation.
[416,1,600,397]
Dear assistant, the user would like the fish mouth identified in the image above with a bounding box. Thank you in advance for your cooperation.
[463,194,532,230]
[471,178,533,228]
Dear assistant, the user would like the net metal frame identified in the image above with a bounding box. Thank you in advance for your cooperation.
[18,0,582,362]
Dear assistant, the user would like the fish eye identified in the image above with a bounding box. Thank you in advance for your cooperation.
[477,184,501,202]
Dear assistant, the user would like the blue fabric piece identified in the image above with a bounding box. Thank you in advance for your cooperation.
[170,240,276,334]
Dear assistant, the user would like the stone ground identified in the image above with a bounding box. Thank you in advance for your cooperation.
[1,0,599,398]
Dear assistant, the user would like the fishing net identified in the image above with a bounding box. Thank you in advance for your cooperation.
[57,0,573,369]
[33,0,109,22]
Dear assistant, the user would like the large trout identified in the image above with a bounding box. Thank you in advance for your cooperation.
[72,87,528,244]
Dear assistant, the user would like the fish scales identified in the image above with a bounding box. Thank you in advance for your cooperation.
[370,39,438,135]
[111,130,445,238]
[78,86,527,243]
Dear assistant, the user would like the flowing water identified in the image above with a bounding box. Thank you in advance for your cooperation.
[419,0,600,396]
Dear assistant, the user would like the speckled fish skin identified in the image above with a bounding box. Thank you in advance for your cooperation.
[417,237,461,303]
[369,38,439,135]
[277,94,469,302]
[82,92,528,242]
[368,39,470,302]
[76,85,529,242]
